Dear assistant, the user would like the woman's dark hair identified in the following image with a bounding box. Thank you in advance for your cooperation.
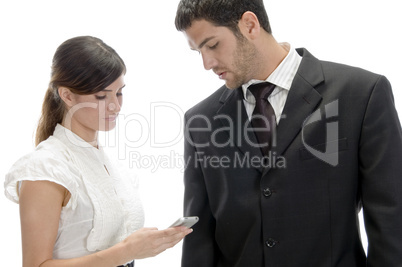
[175,0,271,36]
[35,36,126,146]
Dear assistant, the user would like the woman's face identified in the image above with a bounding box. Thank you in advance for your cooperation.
[64,74,125,143]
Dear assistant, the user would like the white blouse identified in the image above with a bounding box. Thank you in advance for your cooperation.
[4,124,144,259]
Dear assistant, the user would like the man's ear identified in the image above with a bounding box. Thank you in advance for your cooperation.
[238,11,261,40]
[58,87,75,108]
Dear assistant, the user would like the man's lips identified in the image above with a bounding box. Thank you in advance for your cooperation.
[217,71,226,79]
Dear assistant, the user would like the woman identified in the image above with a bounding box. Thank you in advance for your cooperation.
[4,36,192,267]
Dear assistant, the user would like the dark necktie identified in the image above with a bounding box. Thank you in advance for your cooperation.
[249,82,276,156]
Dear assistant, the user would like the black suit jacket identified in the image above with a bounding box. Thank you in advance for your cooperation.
[182,48,402,266]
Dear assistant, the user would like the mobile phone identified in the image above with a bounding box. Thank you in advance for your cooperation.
[169,216,199,228]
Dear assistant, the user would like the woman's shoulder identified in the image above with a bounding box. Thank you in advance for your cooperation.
[4,136,80,204]
[17,136,74,170]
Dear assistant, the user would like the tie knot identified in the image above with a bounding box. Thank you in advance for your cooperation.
[249,82,275,100]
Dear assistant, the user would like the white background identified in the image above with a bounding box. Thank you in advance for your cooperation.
[0,0,401,266]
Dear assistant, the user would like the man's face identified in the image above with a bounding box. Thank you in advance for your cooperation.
[184,19,259,89]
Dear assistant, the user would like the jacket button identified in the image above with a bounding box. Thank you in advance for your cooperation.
[266,238,278,248]
[263,188,272,197]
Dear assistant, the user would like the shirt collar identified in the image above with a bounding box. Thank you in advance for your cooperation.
[52,124,107,162]
[241,43,302,100]
[53,124,102,151]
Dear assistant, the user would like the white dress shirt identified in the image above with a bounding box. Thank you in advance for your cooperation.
[242,44,302,124]
[5,124,144,259]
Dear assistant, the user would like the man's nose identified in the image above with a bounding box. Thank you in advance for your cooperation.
[202,53,217,70]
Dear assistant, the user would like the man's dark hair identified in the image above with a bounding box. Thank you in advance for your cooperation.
[175,0,272,35]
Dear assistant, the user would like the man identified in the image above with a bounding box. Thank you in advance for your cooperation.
[175,0,402,266]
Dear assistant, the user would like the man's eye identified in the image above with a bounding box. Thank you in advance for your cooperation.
[209,42,219,49]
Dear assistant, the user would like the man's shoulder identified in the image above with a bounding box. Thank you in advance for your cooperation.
[320,59,386,92]
[297,47,383,83]
[321,59,379,77]
[297,48,391,104]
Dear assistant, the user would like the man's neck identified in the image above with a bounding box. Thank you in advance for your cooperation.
[256,34,289,80]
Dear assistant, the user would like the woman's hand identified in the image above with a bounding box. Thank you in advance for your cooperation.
[122,227,193,259]
[18,179,193,266]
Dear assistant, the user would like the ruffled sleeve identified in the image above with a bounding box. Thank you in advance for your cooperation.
[4,141,80,210]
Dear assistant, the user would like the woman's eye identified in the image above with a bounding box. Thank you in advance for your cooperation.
[95,95,107,100]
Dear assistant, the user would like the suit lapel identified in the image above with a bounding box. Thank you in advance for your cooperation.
[273,75,322,156]
[263,48,324,175]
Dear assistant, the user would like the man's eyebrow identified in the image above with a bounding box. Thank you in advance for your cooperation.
[197,36,216,50]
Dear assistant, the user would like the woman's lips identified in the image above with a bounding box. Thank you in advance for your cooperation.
[105,115,117,122]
